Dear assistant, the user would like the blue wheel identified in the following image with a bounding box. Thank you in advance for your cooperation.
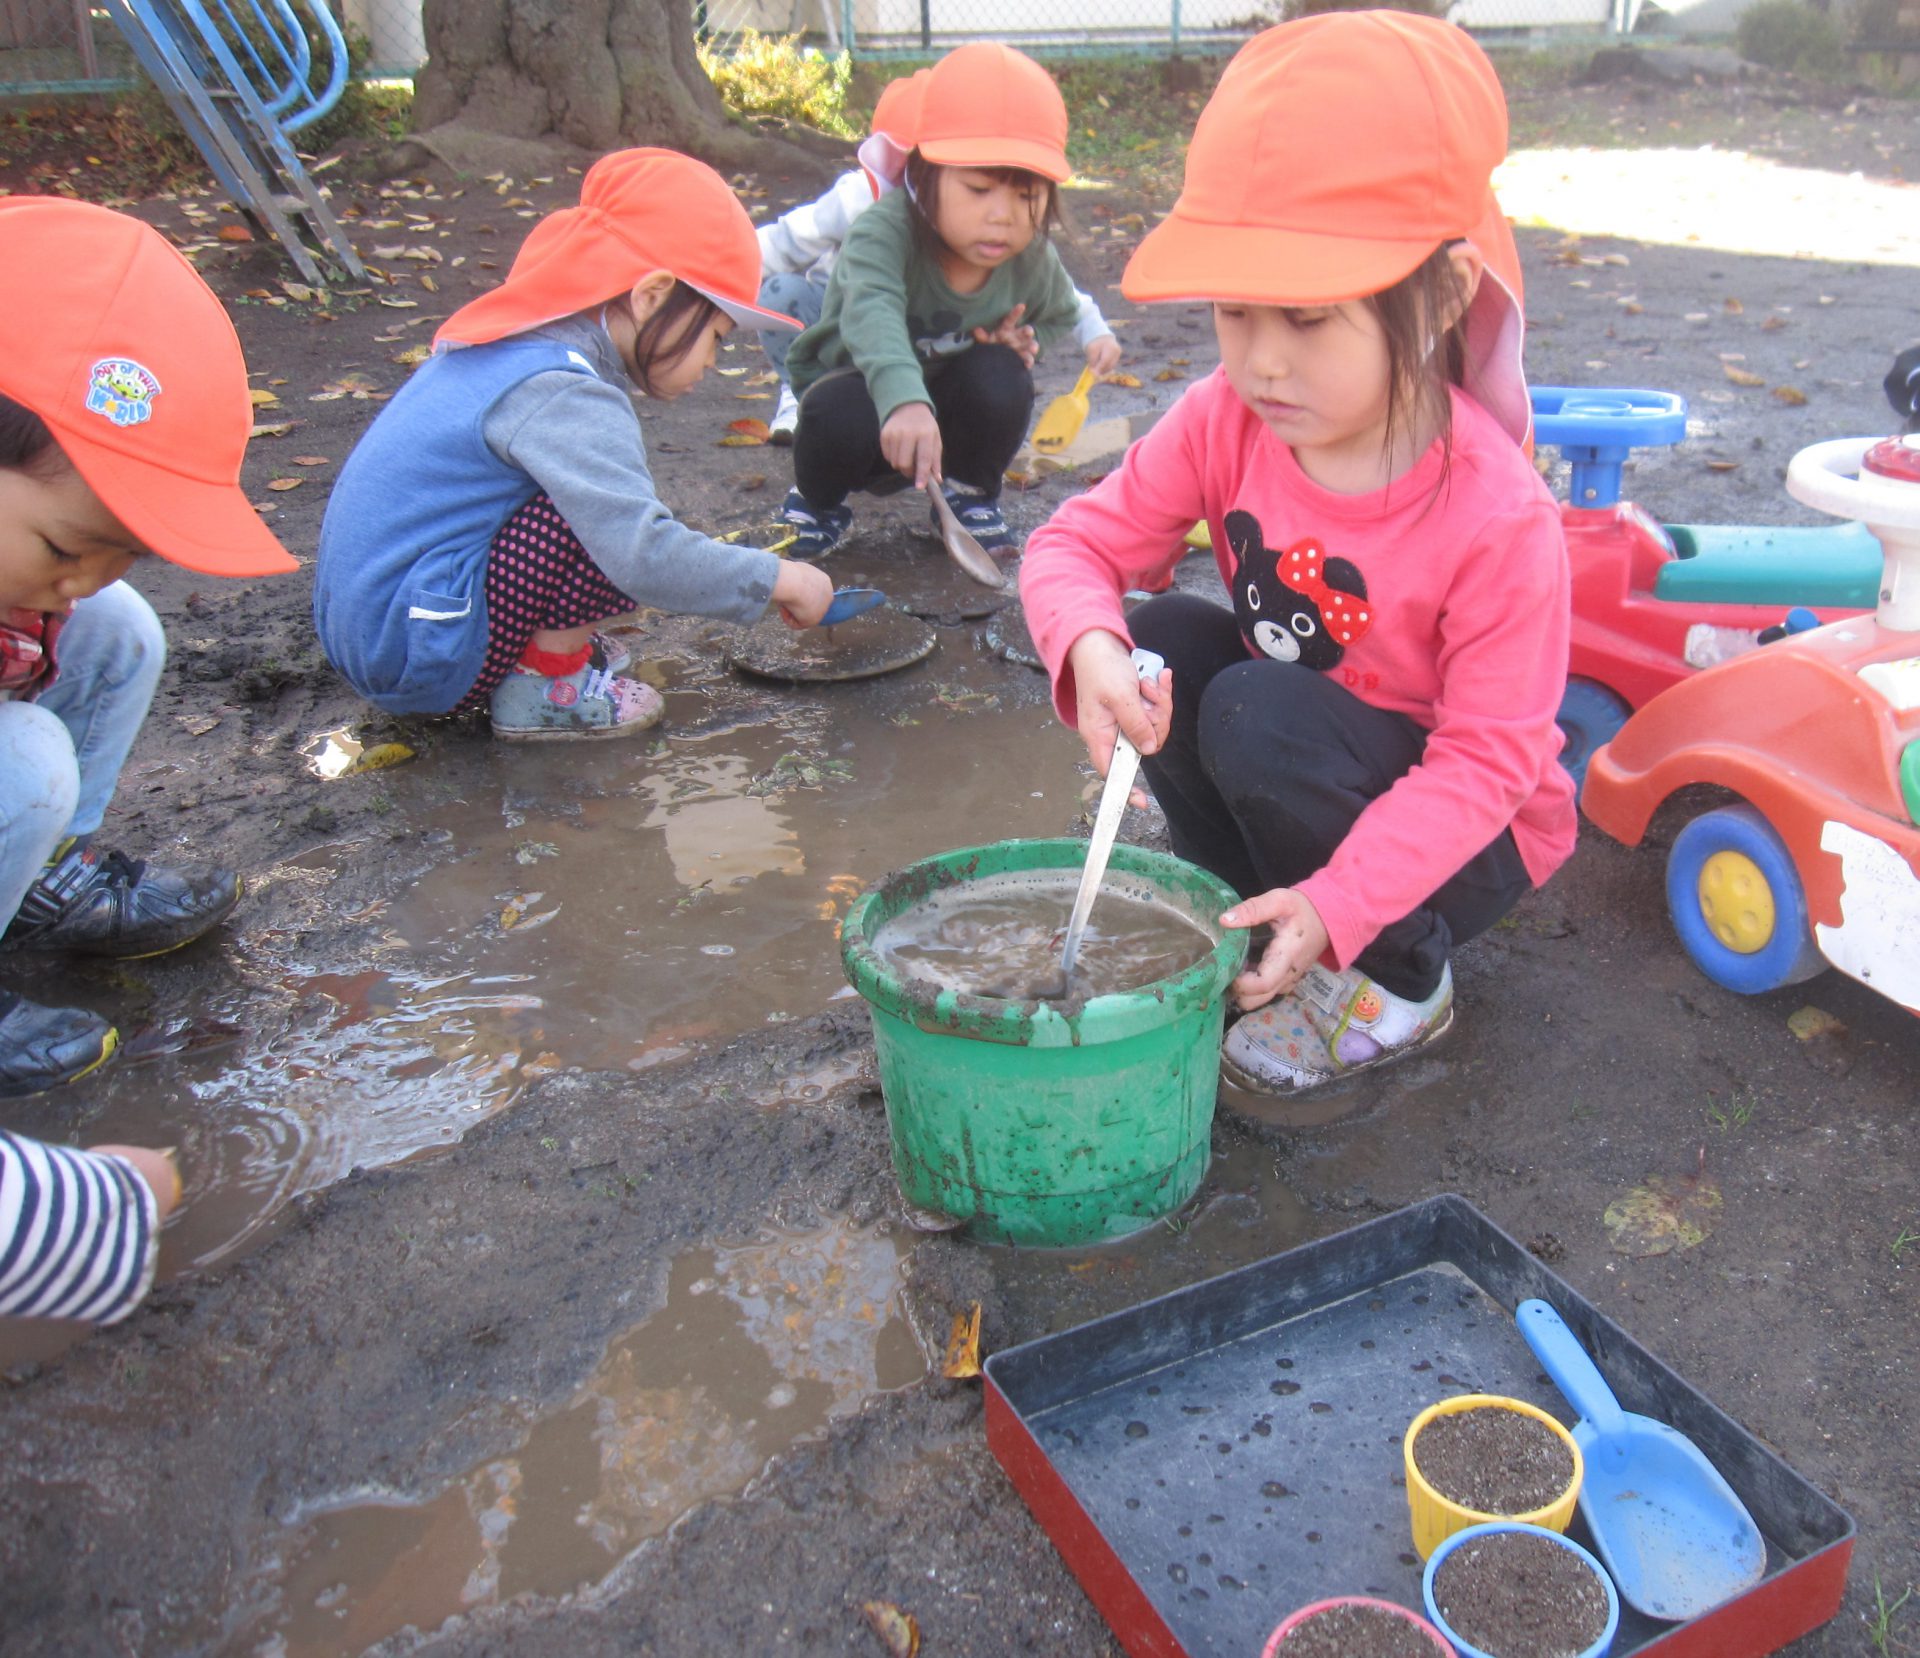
[1556,678,1630,790]
[1666,805,1826,994]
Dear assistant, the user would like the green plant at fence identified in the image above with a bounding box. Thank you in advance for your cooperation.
[698,31,860,137]
[1735,0,1849,78]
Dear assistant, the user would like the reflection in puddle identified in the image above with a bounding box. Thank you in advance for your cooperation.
[238,1220,921,1657]
[0,668,1083,1295]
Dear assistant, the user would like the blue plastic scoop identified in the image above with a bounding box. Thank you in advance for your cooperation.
[816,587,885,627]
[1516,1299,1766,1621]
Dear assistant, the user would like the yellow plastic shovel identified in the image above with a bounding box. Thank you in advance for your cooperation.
[1032,366,1097,453]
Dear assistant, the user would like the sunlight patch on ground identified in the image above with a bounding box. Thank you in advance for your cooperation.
[1495,148,1920,265]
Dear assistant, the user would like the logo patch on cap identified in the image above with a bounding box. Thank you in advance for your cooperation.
[85,357,162,428]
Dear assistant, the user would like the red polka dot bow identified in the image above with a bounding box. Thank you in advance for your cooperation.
[1282,540,1373,647]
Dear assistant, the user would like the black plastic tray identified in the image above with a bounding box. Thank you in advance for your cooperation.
[984,1194,1852,1658]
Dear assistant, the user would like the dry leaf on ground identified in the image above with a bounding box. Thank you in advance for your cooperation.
[941,1302,983,1378]
[861,1601,920,1658]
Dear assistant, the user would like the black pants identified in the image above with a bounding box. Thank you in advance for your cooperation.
[1129,593,1531,1001]
[792,343,1033,507]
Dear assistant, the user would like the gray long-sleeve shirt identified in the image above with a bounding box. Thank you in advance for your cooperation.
[483,316,781,623]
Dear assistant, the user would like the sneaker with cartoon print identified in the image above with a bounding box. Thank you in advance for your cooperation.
[489,661,665,741]
[1221,962,1453,1095]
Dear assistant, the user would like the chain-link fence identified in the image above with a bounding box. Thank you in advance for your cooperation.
[1,0,1642,100]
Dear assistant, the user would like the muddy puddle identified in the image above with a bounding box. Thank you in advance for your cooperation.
[0,638,1084,1294]
[223,1217,922,1656]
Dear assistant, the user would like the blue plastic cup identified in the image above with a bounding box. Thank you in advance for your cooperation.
[1422,1520,1620,1658]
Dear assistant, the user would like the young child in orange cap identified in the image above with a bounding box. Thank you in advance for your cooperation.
[1022,13,1575,1097]
[776,42,1091,558]
[756,66,1120,444]
[314,147,833,740]
[1,196,299,1315]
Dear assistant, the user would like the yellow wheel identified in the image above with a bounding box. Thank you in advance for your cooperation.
[1696,849,1776,953]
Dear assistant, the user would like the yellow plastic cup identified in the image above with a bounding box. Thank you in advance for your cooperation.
[1404,1393,1583,1560]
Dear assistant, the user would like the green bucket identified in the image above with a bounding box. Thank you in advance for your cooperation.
[839,838,1247,1247]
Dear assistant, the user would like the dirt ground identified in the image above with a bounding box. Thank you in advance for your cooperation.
[1,57,1918,1658]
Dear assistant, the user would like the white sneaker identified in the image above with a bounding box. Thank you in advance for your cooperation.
[769,384,800,445]
[1221,962,1453,1095]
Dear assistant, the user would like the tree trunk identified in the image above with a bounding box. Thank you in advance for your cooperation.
[412,0,843,179]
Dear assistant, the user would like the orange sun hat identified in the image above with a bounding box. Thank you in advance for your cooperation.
[858,66,929,188]
[436,148,798,348]
[914,42,1070,183]
[0,197,297,579]
[1124,13,1532,446]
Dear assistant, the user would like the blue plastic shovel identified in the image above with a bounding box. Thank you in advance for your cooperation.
[1517,1299,1767,1621]
[816,587,885,627]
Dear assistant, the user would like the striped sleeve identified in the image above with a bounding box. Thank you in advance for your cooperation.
[0,1131,159,1324]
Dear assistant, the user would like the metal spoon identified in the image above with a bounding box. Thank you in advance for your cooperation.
[1032,648,1165,999]
[927,483,1006,588]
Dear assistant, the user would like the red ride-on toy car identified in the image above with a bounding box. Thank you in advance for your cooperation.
[1580,423,1920,1016]
[1532,388,1882,782]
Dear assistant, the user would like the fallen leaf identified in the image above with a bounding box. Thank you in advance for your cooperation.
[1101,372,1143,388]
[249,421,295,439]
[1761,315,1788,333]
[1787,1006,1846,1041]
[267,477,303,491]
[292,455,331,467]
[392,344,431,366]
[1603,1171,1721,1257]
[941,1302,983,1379]
[718,434,766,447]
[1772,385,1808,406]
[1723,365,1766,388]
[861,1602,921,1658]
[217,223,254,242]
[346,741,415,774]
[1153,367,1185,382]
[1705,460,1741,472]
[1724,297,1745,313]
[281,281,316,302]
[248,388,281,407]
[727,417,770,440]
[176,714,220,736]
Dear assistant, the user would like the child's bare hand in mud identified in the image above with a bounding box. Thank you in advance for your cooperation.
[973,304,1039,370]
[881,402,942,490]
[1067,629,1172,808]
[1219,889,1331,1011]
[772,559,834,629]
[92,1144,183,1220]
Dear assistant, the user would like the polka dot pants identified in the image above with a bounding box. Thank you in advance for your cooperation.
[455,493,636,714]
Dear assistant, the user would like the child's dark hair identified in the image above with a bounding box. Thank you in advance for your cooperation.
[0,393,60,473]
[1361,242,1476,478]
[903,153,1062,267]
[623,280,724,397]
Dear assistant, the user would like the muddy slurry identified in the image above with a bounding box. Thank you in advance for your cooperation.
[872,868,1213,1001]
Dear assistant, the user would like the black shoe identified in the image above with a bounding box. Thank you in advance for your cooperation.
[0,991,118,1099]
[3,843,240,959]
[935,484,1017,553]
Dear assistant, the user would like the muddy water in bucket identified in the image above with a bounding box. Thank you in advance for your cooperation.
[841,839,1247,1246]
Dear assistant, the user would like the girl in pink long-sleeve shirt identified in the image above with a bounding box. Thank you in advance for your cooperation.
[1020,12,1576,1096]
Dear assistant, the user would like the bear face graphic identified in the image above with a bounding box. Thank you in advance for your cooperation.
[1225,509,1372,671]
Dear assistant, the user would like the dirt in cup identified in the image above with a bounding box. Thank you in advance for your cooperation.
[1272,1601,1442,1657]
[1413,1405,1575,1515]
[1430,1529,1611,1658]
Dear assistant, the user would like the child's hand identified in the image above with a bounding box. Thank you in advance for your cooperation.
[973,304,1039,370]
[1084,333,1123,377]
[1219,890,1331,1012]
[881,402,943,490]
[91,1144,183,1221]
[1068,630,1172,808]
[772,559,834,629]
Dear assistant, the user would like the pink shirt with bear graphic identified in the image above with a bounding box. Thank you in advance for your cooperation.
[1021,369,1578,971]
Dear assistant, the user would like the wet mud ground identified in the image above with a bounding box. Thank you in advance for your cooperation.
[2,66,1918,1658]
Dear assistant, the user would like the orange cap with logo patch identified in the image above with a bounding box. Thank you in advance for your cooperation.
[436,147,798,349]
[914,43,1070,183]
[0,197,298,578]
